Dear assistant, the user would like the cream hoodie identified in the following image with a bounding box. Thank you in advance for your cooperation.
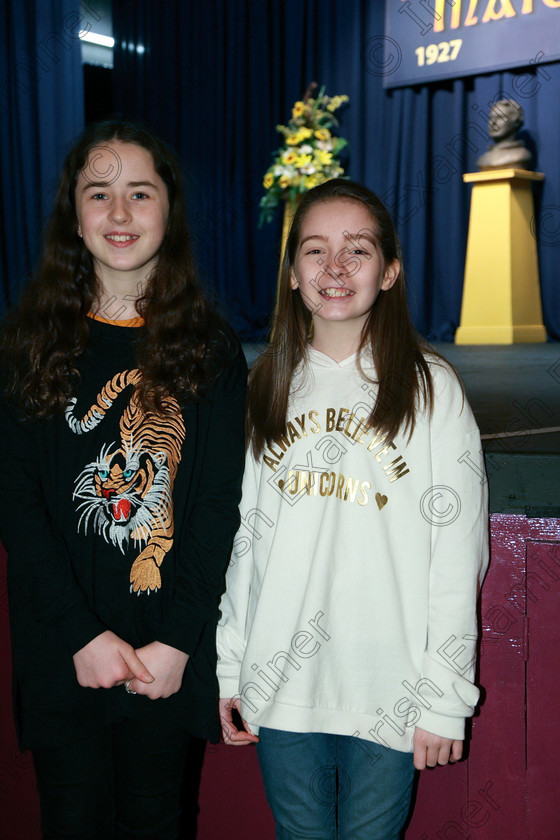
[217,348,488,752]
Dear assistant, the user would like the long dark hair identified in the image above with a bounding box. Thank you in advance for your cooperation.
[1,120,224,418]
[247,179,453,457]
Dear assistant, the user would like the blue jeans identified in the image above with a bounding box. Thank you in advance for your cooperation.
[256,728,415,840]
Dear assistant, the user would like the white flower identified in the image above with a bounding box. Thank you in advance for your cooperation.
[300,164,316,174]
[299,144,313,155]
[275,165,297,177]
[316,140,334,151]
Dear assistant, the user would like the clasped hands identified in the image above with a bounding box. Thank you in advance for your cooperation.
[73,630,188,700]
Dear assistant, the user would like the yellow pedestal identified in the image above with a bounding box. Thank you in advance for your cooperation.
[271,200,299,342]
[456,169,546,344]
[278,197,298,278]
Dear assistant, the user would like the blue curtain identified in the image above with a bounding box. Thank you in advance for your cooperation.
[0,0,84,310]
[112,0,559,341]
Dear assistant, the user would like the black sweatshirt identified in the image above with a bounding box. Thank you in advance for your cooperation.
[0,316,247,749]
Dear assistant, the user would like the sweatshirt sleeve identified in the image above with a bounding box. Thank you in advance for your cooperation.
[418,368,489,740]
[216,449,261,698]
[156,347,247,655]
[0,399,107,655]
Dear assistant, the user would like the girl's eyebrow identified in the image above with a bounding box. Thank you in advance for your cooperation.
[80,180,160,191]
[299,234,329,247]
[344,231,377,246]
[80,181,111,190]
[299,231,377,248]
[128,181,160,189]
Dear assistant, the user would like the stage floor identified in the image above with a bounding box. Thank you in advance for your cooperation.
[433,343,560,515]
[431,343,560,453]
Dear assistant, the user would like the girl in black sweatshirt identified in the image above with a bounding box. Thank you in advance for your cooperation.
[0,120,246,839]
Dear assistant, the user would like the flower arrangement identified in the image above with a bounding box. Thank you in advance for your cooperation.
[259,85,349,226]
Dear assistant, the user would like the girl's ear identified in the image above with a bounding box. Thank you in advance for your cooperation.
[381,259,400,291]
[289,268,299,290]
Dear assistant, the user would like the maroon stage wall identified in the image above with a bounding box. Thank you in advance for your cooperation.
[2,514,559,839]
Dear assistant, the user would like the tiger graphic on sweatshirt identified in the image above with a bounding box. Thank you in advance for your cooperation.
[66,369,185,594]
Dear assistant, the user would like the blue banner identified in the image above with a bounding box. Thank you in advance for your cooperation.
[380,0,560,88]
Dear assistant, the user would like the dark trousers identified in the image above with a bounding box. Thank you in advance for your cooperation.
[32,717,194,840]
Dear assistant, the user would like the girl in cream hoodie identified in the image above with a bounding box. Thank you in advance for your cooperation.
[217,180,488,840]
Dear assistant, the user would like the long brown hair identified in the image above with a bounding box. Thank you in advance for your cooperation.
[247,179,452,457]
[1,120,227,418]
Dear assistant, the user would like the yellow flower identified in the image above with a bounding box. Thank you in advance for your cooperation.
[263,173,274,189]
[282,150,298,165]
[295,153,313,168]
[287,127,313,145]
[314,149,333,166]
[314,128,331,141]
[305,174,321,189]
[326,95,349,112]
[292,101,306,118]
[278,174,291,189]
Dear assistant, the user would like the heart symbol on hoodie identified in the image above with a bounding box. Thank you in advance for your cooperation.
[375,493,388,511]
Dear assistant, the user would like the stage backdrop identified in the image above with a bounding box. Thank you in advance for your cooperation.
[111,0,560,342]
[0,0,85,309]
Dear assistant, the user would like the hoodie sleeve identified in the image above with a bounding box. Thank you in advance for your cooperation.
[216,449,262,698]
[418,366,489,739]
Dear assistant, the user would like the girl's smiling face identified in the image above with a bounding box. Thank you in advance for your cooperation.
[290,198,399,338]
[75,141,169,292]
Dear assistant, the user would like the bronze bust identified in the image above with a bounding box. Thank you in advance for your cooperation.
[477,99,532,170]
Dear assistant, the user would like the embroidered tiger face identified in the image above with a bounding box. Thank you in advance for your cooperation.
[68,370,185,594]
[74,439,171,554]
